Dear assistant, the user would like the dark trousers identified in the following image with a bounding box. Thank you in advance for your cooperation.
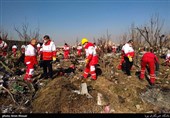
[42,60,53,78]
[124,56,133,76]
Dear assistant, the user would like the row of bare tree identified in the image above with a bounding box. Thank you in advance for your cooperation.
[1,14,170,54]
[93,14,170,56]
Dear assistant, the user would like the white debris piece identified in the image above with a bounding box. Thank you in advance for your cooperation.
[72,83,93,99]
[72,90,80,94]
[0,75,3,79]
[110,109,115,113]
[104,105,110,113]
[86,93,93,98]
[39,82,44,86]
[97,93,103,105]
[135,104,140,110]
[80,83,88,95]
[2,108,8,113]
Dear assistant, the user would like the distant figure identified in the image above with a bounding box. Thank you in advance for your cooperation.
[21,44,26,54]
[24,38,38,82]
[93,43,100,54]
[37,43,41,55]
[63,43,70,59]
[165,48,170,66]
[77,44,82,56]
[12,44,17,57]
[0,37,8,57]
[112,43,117,53]
[140,47,159,86]
[15,44,25,66]
[117,44,125,70]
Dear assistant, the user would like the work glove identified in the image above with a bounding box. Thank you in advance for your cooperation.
[128,55,133,62]
[53,57,56,61]
[85,59,89,64]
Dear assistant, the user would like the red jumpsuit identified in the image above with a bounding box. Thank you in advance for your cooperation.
[83,42,98,80]
[117,50,125,70]
[12,45,17,57]
[24,44,37,82]
[0,40,8,57]
[63,45,70,59]
[166,52,170,66]
[77,45,82,56]
[140,52,158,84]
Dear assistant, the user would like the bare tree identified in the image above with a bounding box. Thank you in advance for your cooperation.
[159,34,170,49]
[119,33,128,45]
[136,14,164,50]
[0,29,8,40]
[14,21,40,44]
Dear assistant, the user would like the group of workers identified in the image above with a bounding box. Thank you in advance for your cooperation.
[0,35,170,86]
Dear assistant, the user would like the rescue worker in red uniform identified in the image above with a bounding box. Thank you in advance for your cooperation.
[140,48,159,86]
[77,44,82,56]
[117,44,125,70]
[112,44,117,53]
[12,44,17,57]
[37,43,41,55]
[0,37,8,57]
[81,38,98,80]
[40,35,56,79]
[21,45,26,54]
[24,38,38,82]
[122,40,135,78]
[15,44,26,66]
[63,43,70,59]
[165,49,170,66]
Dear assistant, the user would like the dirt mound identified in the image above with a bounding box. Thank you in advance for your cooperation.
[1,55,170,113]
[31,78,63,113]
[31,77,102,113]
[30,74,151,113]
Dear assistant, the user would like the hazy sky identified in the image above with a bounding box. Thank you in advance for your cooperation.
[0,0,170,45]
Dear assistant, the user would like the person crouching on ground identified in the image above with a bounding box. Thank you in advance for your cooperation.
[140,47,159,86]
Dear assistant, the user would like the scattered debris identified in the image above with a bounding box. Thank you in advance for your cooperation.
[104,104,110,113]
[72,83,93,99]
[135,104,141,110]
[140,87,170,110]
[97,92,108,106]
[118,95,125,104]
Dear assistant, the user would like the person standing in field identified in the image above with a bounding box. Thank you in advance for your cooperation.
[165,48,170,66]
[122,40,135,78]
[0,36,8,58]
[24,38,38,82]
[63,43,70,59]
[40,35,56,79]
[12,44,17,57]
[77,43,83,57]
